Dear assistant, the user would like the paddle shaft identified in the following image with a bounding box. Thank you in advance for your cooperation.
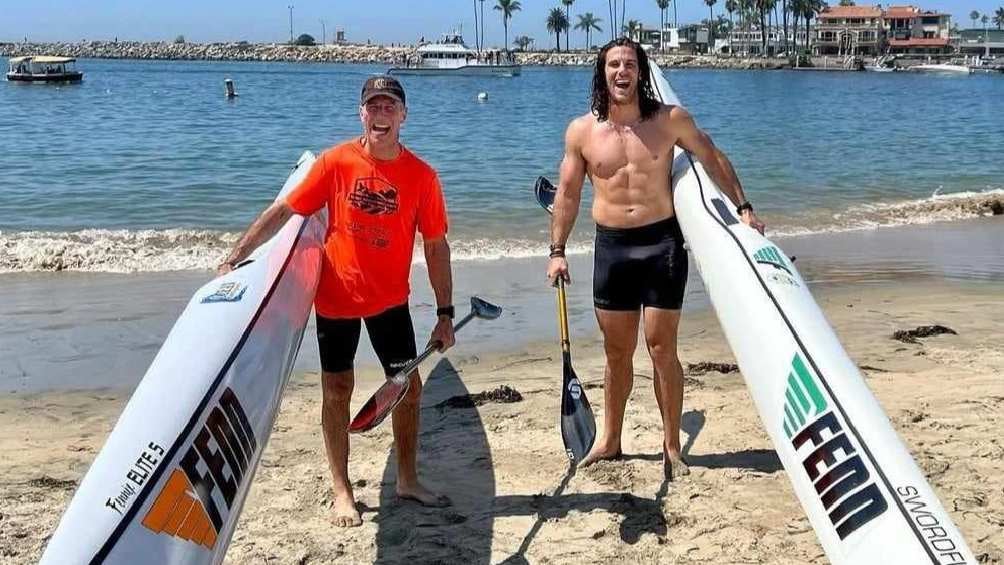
[556,278,571,354]
[394,309,477,379]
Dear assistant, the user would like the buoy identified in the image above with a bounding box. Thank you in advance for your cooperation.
[224,78,239,99]
[477,92,488,102]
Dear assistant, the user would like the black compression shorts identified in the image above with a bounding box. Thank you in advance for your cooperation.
[593,216,689,311]
[315,302,417,376]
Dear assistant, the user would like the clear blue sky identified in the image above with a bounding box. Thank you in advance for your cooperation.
[5,1,1002,46]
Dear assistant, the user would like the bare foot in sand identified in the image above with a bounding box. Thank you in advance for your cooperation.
[580,444,623,467]
[397,482,452,508]
[331,493,362,528]
[664,450,690,481]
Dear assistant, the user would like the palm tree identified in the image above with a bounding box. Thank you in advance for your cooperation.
[562,0,575,51]
[656,0,671,51]
[546,7,569,51]
[608,1,617,41]
[473,0,480,51]
[725,0,738,54]
[970,10,980,28]
[513,35,534,51]
[982,14,990,28]
[495,0,522,51]
[576,13,604,49]
[996,7,1004,29]
[705,0,718,51]
[623,19,644,41]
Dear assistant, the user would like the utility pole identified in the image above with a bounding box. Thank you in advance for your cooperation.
[320,19,326,45]
[288,5,294,44]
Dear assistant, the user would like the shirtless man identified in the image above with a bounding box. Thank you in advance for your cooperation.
[546,38,764,479]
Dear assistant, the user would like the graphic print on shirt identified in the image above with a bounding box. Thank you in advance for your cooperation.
[349,177,399,216]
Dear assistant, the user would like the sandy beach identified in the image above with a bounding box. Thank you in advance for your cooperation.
[2,275,1001,563]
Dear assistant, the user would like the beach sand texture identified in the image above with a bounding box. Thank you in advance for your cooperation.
[1,281,1000,564]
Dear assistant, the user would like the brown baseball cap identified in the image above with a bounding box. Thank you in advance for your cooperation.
[360,75,406,106]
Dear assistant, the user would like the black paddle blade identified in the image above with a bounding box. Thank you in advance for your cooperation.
[534,176,556,215]
[348,376,410,434]
[560,353,596,463]
[471,296,503,320]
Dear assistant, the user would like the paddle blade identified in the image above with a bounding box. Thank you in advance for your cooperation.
[534,176,556,215]
[560,353,595,463]
[348,376,410,434]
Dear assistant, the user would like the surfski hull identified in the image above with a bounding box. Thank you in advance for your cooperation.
[41,151,326,565]
[650,64,975,563]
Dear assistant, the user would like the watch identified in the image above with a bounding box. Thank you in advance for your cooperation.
[736,201,753,215]
[436,305,455,319]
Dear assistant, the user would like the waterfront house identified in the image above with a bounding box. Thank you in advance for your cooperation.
[884,5,952,55]
[814,5,884,56]
[957,28,1004,57]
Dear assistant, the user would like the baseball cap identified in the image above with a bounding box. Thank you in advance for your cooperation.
[360,75,406,106]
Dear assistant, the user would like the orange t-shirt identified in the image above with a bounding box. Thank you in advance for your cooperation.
[285,139,448,318]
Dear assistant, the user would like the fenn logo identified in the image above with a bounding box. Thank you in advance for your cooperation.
[142,388,257,549]
[782,353,888,540]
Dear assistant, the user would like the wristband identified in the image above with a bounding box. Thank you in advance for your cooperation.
[436,305,455,319]
[549,243,566,258]
[736,201,753,215]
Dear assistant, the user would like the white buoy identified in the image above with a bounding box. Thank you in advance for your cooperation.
[477,91,488,102]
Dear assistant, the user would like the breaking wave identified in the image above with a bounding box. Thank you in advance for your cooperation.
[2,189,1000,273]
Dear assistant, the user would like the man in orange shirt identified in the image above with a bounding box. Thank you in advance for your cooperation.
[219,76,455,527]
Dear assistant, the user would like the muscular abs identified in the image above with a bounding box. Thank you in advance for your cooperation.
[582,111,677,228]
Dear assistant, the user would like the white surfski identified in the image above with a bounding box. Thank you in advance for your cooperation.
[41,151,326,564]
[651,62,975,563]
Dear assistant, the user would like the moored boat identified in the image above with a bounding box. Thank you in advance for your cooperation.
[6,56,84,83]
[389,32,520,77]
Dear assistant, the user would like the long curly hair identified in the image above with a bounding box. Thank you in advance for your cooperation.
[590,37,662,122]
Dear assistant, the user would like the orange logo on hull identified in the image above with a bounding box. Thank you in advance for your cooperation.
[142,469,218,549]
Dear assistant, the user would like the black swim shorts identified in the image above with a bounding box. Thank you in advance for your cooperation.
[315,302,417,376]
[593,216,689,311]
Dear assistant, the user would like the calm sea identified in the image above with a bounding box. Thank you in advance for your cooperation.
[1,58,1002,273]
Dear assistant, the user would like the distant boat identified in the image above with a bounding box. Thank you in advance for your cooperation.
[389,32,520,77]
[865,65,896,73]
[909,63,972,75]
[6,55,84,83]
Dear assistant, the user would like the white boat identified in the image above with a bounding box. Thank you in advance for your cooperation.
[910,63,972,74]
[389,32,520,77]
[649,62,975,563]
[7,55,83,83]
[865,65,895,73]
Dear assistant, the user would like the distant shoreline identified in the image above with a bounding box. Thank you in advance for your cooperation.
[1,41,796,70]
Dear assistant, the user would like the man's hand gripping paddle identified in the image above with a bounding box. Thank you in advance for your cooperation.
[348,296,503,433]
[536,176,597,465]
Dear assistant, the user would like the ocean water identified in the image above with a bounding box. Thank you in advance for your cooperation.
[1,58,1002,273]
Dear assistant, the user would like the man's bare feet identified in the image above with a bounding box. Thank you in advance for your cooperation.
[331,492,363,527]
[397,482,452,508]
[664,450,690,481]
[580,444,623,468]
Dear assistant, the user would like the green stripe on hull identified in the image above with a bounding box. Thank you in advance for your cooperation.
[792,354,827,414]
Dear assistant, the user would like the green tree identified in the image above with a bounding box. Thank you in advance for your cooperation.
[513,35,534,50]
[575,12,603,49]
[970,10,980,28]
[293,33,315,46]
[838,0,855,5]
[174,35,186,44]
[982,14,990,27]
[623,19,644,41]
[995,7,1004,29]
[546,7,569,51]
[656,0,671,51]
[562,0,575,51]
[494,0,522,51]
[705,0,718,50]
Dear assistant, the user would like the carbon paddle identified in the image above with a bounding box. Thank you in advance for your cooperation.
[535,176,597,464]
[348,296,503,434]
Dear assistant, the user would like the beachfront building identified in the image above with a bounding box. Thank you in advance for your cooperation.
[884,5,952,55]
[813,5,884,56]
[639,25,681,52]
[678,25,711,54]
[957,28,1004,57]
[721,26,810,56]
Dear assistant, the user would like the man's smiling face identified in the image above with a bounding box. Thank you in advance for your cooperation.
[604,45,639,106]
[360,95,406,149]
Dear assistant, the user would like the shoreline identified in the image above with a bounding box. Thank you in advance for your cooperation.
[1,277,1001,562]
[1,41,821,70]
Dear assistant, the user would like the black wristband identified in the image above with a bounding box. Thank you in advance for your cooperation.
[549,243,566,258]
[736,201,753,215]
[436,305,455,319]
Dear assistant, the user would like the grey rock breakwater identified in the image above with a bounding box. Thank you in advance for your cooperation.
[1,41,785,69]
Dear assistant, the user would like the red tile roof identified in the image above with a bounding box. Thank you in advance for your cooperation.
[883,6,949,19]
[887,38,950,47]
[819,5,883,19]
